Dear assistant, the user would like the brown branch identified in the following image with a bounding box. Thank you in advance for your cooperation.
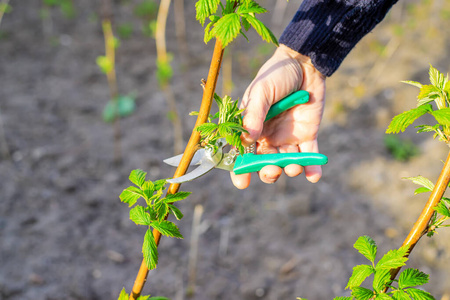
[386,150,450,290]
[129,39,225,300]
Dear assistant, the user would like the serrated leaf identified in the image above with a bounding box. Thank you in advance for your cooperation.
[118,288,128,300]
[416,124,440,134]
[137,296,150,300]
[346,264,375,289]
[120,186,144,207]
[195,0,221,26]
[354,236,377,263]
[403,176,435,191]
[376,245,409,270]
[386,104,432,134]
[142,180,155,201]
[152,220,183,238]
[164,191,192,203]
[414,187,431,195]
[405,288,435,300]
[210,13,241,48]
[153,179,167,191]
[399,268,429,289]
[242,14,278,46]
[392,290,411,300]
[430,108,450,126]
[237,2,267,14]
[143,228,158,270]
[417,97,436,107]
[375,294,391,300]
[333,298,352,300]
[351,287,374,300]
[429,65,446,89]
[196,123,218,136]
[418,85,440,100]
[154,199,169,220]
[129,169,147,187]
[168,204,184,220]
[434,201,450,217]
[402,80,423,89]
[130,205,152,225]
[373,269,392,293]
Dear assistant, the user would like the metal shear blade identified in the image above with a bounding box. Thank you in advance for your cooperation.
[165,148,224,184]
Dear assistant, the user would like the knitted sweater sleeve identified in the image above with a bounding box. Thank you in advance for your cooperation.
[279,0,398,77]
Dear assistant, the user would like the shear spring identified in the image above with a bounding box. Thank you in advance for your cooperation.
[244,144,256,154]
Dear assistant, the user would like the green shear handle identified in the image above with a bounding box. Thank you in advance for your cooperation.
[233,90,328,175]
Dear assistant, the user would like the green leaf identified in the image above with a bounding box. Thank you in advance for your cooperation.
[351,287,374,300]
[398,268,429,289]
[155,199,169,220]
[346,265,375,289]
[143,228,158,270]
[129,169,147,188]
[414,187,431,195]
[354,236,377,263]
[405,288,435,300]
[241,14,278,46]
[333,298,352,300]
[430,108,450,126]
[156,58,173,87]
[373,269,392,293]
[195,0,221,26]
[130,205,152,225]
[376,245,409,270]
[153,179,167,191]
[118,288,128,300]
[415,124,440,134]
[142,180,155,201]
[386,104,432,134]
[402,80,423,89]
[210,13,241,48]
[417,85,440,100]
[237,2,267,14]
[137,296,150,300]
[152,220,183,238]
[96,55,113,74]
[196,123,218,137]
[403,176,435,191]
[168,204,184,220]
[392,290,411,300]
[102,96,136,122]
[434,201,450,217]
[429,65,446,89]
[120,186,144,207]
[164,191,192,203]
[375,294,392,300]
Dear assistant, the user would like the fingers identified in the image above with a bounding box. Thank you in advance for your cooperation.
[240,87,271,146]
[299,140,322,183]
[257,144,282,184]
[279,144,303,177]
[230,172,251,190]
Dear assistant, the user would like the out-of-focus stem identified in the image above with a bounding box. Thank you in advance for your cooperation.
[174,0,189,64]
[129,39,225,300]
[386,150,450,290]
[155,0,183,154]
[101,0,122,163]
[0,0,10,26]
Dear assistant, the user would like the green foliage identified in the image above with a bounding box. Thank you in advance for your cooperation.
[193,94,247,154]
[134,0,158,19]
[120,169,191,270]
[339,236,434,300]
[196,0,278,47]
[102,95,136,123]
[0,3,12,14]
[117,287,169,300]
[387,65,450,143]
[384,135,419,162]
[117,23,134,39]
[43,0,76,18]
[156,55,173,87]
[96,55,114,74]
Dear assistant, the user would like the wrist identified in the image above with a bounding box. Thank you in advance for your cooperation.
[278,44,326,81]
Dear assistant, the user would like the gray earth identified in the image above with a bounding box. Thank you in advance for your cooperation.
[1,1,450,299]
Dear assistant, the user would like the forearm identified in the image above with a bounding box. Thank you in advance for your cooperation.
[279,0,398,77]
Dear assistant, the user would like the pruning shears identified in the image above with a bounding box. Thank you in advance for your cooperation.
[164,90,328,184]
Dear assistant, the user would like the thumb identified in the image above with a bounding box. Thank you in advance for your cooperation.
[240,88,271,146]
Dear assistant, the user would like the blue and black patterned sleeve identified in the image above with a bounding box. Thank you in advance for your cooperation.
[279,0,398,76]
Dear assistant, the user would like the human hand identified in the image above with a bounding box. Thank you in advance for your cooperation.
[231,44,326,189]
